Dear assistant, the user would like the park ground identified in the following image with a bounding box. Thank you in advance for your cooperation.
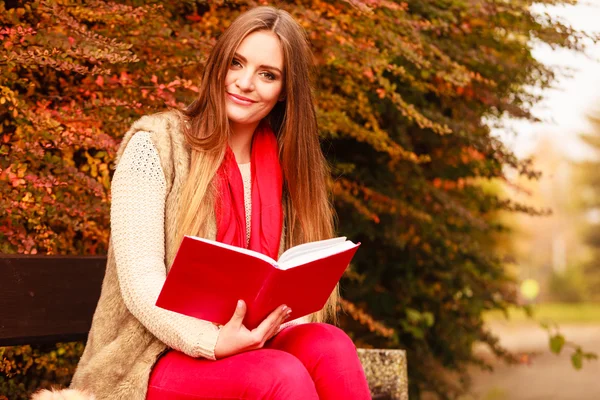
[463,304,600,400]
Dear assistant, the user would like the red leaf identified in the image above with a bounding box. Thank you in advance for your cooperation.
[186,13,202,22]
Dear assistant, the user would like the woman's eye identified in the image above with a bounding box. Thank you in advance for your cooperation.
[231,59,242,67]
[261,72,276,81]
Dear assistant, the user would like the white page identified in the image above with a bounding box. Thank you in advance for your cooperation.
[186,235,277,265]
[277,239,348,267]
[186,235,354,270]
[277,240,357,270]
[278,237,347,265]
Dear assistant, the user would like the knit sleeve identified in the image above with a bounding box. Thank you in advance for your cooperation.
[110,131,220,360]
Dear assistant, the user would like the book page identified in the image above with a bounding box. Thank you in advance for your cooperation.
[186,235,277,265]
[278,239,357,270]
[277,236,347,265]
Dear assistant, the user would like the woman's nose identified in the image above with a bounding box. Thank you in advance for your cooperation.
[235,72,255,92]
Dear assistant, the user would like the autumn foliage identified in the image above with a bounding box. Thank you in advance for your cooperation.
[0,0,590,398]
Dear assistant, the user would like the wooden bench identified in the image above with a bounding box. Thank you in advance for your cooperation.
[0,255,408,399]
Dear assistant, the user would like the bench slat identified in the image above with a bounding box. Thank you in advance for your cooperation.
[0,255,105,346]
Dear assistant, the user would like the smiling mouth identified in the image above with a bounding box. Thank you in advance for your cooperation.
[227,92,257,105]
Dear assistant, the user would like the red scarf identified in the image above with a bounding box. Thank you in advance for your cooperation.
[215,121,283,260]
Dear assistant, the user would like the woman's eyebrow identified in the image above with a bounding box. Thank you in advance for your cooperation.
[234,53,282,75]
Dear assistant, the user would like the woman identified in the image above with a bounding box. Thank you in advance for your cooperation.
[62,6,371,400]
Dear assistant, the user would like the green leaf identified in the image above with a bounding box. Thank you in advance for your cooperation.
[571,351,583,370]
[406,308,421,323]
[422,311,435,327]
[407,325,425,340]
[550,334,565,354]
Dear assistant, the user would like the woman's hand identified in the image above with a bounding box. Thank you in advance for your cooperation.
[214,300,291,359]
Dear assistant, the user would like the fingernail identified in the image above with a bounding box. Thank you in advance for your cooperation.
[286,308,292,315]
[237,300,243,308]
[282,305,288,312]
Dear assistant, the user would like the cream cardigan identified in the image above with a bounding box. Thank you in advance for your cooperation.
[70,110,304,399]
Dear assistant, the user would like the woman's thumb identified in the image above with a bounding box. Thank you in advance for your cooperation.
[230,300,246,325]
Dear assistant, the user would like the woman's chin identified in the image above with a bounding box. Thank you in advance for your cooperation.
[227,111,263,127]
[228,117,256,126]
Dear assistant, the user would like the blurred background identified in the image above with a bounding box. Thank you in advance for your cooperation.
[468,1,600,399]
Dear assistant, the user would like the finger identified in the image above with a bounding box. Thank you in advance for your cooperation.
[262,322,280,344]
[253,305,288,341]
[276,307,292,330]
[245,305,287,351]
[278,308,292,326]
[283,307,292,321]
[265,307,292,342]
[264,326,280,343]
[228,300,246,328]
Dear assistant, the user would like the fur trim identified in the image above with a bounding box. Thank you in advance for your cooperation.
[31,388,95,400]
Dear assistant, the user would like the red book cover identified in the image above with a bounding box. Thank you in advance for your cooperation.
[156,236,360,330]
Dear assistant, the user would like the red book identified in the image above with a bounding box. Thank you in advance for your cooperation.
[156,236,360,330]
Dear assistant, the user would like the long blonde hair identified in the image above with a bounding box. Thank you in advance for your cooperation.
[177,6,337,323]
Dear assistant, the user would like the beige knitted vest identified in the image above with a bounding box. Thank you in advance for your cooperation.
[70,110,217,399]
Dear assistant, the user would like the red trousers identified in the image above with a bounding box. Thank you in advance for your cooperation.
[146,323,371,399]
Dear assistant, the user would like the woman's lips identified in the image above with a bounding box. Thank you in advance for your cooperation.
[227,92,257,106]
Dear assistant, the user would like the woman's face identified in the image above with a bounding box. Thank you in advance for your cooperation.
[225,30,285,127]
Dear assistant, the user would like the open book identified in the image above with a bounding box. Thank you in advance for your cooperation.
[156,236,360,330]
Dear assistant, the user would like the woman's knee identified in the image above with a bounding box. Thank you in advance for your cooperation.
[244,349,318,399]
[290,323,356,354]
[148,349,318,400]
